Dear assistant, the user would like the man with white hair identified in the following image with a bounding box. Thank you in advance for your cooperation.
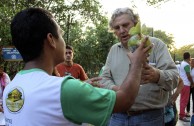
[100,7,179,126]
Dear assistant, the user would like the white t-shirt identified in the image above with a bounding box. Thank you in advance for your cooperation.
[180,61,191,86]
[3,69,115,126]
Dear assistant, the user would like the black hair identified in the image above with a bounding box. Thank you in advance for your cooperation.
[66,45,73,51]
[183,52,190,60]
[11,8,59,62]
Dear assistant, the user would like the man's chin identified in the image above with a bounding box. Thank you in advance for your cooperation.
[121,40,128,45]
[65,59,71,62]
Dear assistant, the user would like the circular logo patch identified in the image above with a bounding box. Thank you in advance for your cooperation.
[6,87,24,113]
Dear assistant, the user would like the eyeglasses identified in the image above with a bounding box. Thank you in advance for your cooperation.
[66,51,72,55]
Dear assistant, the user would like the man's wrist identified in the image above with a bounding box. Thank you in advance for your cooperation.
[154,68,160,83]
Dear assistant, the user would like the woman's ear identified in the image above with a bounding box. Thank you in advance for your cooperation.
[46,33,56,48]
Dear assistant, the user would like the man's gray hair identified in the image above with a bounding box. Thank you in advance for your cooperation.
[109,7,139,31]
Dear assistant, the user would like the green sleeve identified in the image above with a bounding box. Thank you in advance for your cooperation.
[184,65,190,73]
[60,77,116,126]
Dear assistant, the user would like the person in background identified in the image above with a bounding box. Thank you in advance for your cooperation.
[0,66,10,112]
[55,45,88,81]
[164,78,183,126]
[3,7,152,126]
[100,7,179,126]
[0,66,10,125]
[186,58,194,117]
[179,52,193,122]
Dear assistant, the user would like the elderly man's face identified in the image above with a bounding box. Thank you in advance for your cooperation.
[112,14,135,47]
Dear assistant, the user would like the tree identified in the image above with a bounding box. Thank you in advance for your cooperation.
[73,16,117,77]
[141,0,171,6]
[173,44,194,61]
[0,0,106,78]
[0,0,177,78]
[142,25,175,50]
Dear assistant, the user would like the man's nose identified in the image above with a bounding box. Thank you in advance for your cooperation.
[119,26,125,33]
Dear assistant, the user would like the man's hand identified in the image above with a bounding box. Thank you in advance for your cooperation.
[141,63,160,84]
[112,85,120,91]
[128,37,153,66]
[170,92,179,105]
[85,77,104,88]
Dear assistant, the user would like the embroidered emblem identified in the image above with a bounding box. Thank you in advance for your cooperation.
[6,87,24,113]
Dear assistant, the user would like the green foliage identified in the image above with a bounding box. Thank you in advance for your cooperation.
[142,25,175,50]
[129,22,141,36]
[72,17,117,77]
[0,0,115,78]
[145,0,171,6]
[172,44,194,62]
[0,0,182,79]
[128,22,152,53]
[0,0,27,79]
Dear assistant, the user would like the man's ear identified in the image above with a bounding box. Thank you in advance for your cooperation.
[46,33,56,48]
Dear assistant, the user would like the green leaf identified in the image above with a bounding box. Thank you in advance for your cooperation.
[129,22,141,36]
[128,34,140,46]
[140,36,152,53]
